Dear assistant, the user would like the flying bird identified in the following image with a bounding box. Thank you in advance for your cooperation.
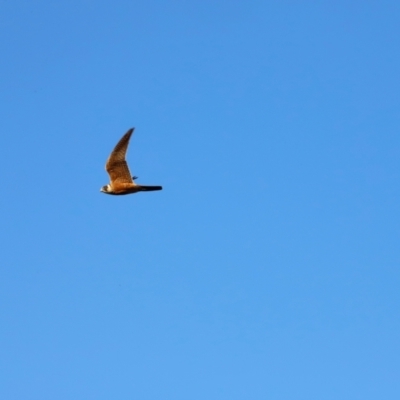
[100,128,162,195]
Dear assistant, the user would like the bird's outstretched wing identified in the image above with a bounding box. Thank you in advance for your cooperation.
[105,128,136,186]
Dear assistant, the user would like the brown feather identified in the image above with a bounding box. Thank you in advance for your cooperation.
[105,128,137,188]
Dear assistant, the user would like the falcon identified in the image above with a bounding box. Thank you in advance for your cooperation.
[100,128,162,195]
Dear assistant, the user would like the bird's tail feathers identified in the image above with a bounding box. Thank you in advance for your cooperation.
[139,185,162,191]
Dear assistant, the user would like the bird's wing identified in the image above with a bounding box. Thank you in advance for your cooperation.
[105,128,136,185]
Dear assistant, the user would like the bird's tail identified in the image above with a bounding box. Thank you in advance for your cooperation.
[139,185,163,191]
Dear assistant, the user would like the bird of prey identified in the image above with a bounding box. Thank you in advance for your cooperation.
[100,128,162,195]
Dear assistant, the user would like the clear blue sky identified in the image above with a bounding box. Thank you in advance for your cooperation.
[1,1,400,399]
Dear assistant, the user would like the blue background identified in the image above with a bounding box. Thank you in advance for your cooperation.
[1,1,400,398]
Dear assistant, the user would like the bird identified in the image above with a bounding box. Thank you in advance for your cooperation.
[100,128,162,195]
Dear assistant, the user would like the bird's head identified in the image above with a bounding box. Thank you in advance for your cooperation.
[100,184,112,194]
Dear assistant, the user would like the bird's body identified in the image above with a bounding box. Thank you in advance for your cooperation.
[100,128,162,195]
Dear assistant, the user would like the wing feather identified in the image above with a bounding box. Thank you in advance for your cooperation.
[105,128,136,186]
